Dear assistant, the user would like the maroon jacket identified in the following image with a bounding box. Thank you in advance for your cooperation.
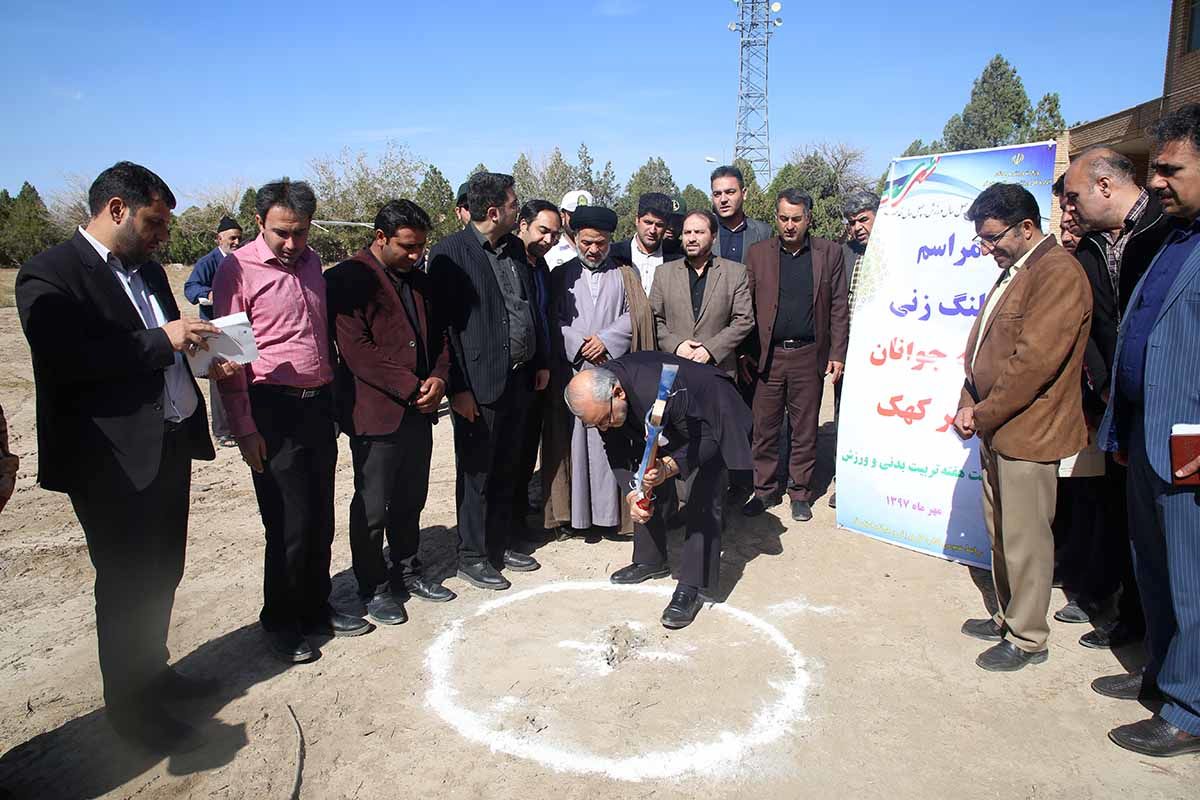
[325,248,450,436]
[743,235,849,372]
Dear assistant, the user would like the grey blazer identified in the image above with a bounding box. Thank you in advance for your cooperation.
[648,255,754,376]
[715,217,772,259]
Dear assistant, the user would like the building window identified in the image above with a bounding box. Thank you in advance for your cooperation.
[1192,0,1200,52]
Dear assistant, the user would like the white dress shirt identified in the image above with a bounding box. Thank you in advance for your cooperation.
[629,237,664,295]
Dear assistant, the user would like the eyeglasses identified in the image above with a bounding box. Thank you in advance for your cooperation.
[584,396,615,430]
[972,222,1021,251]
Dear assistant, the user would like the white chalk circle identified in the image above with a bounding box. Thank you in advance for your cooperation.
[424,580,812,782]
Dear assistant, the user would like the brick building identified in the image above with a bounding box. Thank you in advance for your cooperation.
[1067,0,1200,175]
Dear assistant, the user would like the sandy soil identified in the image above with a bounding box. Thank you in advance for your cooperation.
[0,266,1194,799]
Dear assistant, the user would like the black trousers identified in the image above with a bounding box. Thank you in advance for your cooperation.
[348,412,433,597]
[628,457,727,592]
[208,378,230,439]
[69,423,191,711]
[249,386,337,631]
[512,386,547,518]
[452,367,533,564]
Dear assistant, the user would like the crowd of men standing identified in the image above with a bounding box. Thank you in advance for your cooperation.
[11,104,1200,761]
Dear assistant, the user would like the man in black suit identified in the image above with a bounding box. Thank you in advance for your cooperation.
[429,173,550,590]
[609,192,683,293]
[564,352,753,628]
[16,162,226,753]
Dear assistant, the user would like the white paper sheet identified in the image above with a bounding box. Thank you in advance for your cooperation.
[185,312,258,375]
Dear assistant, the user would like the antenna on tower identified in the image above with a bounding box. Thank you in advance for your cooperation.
[728,0,783,182]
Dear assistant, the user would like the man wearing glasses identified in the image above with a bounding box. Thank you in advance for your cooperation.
[953,183,1093,672]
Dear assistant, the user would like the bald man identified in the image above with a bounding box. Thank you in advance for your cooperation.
[1060,146,1172,651]
[564,352,751,629]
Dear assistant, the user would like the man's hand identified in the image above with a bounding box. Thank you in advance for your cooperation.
[534,368,550,391]
[675,340,701,360]
[827,360,845,383]
[163,318,220,354]
[627,490,652,525]
[580,334,607,364]
[206,357,239,381]
[237,432,267,474]
[415,376,447,414]
[737,354,756,385]
[953,407,976,439]
[688,345,712,364]
[451,390,479,423]
[642,457,677,489]
[1176,454,1200,479]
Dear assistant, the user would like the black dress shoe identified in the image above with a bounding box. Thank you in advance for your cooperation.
[1092,670,1160,701]
[458,560,511,590]
[108,703,205,754]
[1109,716,1200,757]
[742,494,780,517]
[661,587,704,629]
[961,617,1004,641]
[404,577,456,603]
[828,492,836,509]
[791,499,813,522]
[1080,621,1143,650]
[976,640,1048,672]
[610,562,671,584]
[1053,599,1091,624]
[152,667,221,701]
[364,593,407,625]
[303,608,371,638]
[267,628,316,663]
[502,549,540,572]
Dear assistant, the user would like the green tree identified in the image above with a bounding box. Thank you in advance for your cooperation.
[466,163,489,182]
[0,182,57,267]
[615,157,679,239]
[681,183,710,217]
[940,55,1062,151]
[512,153,541,204]
[733,157,772,223]
[591,160,620,208]
[415,165,458,244]
[575,143,596,195]
[162,203,228,265]
[541,148,577,207]
[237,187,258,239]
[767,143,869,240]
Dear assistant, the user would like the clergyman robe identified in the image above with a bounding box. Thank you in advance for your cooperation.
[555,257,632,528]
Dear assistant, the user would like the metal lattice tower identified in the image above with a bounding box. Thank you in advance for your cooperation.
[729,1,783,182]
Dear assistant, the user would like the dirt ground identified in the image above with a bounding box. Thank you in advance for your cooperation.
[0,266,1194,799]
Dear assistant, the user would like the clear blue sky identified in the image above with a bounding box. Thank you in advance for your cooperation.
[0,0,1172,209]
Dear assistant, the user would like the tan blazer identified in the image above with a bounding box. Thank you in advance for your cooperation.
[959,236,1092,462]
[649,255,754,375]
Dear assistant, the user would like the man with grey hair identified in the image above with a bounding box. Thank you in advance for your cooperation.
[842,189,879,315]
[1060,146,1172,651]
[563,351,752,629]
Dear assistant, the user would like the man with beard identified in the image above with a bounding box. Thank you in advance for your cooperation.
[610,192,682,294]
[710,165,772,264]
[215,179,371,662]
[511,199,561,526]
[325,200,455,627]
[17,162,222,751]
[429,173,551,590]
[184,215,243,447]
[543,205,655,535]
[564,352,753,628]
[546,189,593,269]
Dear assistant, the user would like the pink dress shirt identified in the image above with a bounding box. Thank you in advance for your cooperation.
[212,235,334,437]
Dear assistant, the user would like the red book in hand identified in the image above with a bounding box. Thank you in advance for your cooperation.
[1170,424,1200,486]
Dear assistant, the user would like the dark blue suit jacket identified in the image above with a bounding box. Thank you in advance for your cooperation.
[184,246,226,320]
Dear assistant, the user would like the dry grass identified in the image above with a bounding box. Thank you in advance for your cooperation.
[0,270,15,309]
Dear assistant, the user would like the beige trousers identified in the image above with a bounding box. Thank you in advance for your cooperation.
[979,441,1059,652]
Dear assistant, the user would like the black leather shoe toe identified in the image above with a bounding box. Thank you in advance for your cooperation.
[791,499,813,522]
[1053,599,1092,624]
[458,560,511,590]
[661,587,704,629]
[404,577,456,602]
[1080,622,1143,650]
[1092,670,1159,701]
[267,628,316,663]
[742,495,780,517]
[828,492,837,508]
[502,549,540,572]
[365,593,408,625]
[304,609,371,638]
[610,562,671,584]
[961,617,1004,641]
[1109,716,1200,757]
[975,640,1047,672]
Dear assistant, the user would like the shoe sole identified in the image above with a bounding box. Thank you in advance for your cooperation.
[792,514,813,522]
[611,568,671,585]
[1079,635,1114,650]
[272,648,317,664]
[661,607,702,629]
[961,622,1003,642]
[1107,731,1200,757]
[976,650,1048,671]
[407,591,457,603]
[503,561,540,573]
[457,569,511,590]
[367,613,407,626]
[1054,612,1091,624]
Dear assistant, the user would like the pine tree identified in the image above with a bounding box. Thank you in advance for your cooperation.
[511,154,541,205]
[680,184,710,217]
[415,165,458,243]
[0,182,57,266]
[616,158,679,238]
[575,143,597,195]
